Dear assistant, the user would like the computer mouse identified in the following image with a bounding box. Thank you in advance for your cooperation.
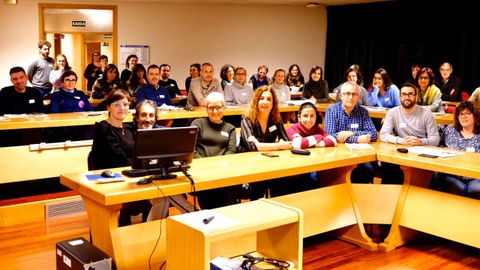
[101,170,115,178]
[137,176,153,185]
[291,148,311,155]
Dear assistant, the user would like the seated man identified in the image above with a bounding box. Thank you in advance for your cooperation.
[135,64,173,107]
[324,81,378,183]
[249,65,270,90]
[133,100,195,219]
[0,66,44,115]
[159,64,181,99]
[190,92,238,209]
[380,83,440,184]
[187,62,222,108]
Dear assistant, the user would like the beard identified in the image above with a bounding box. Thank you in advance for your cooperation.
[401,99,415,109]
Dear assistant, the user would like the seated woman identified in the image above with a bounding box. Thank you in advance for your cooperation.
[92,63,122,99]
[88,89,150,226]
[415,67,442,112]
[133,100,194,220]
[49,54,72,92]
[302,66,329,103]
[366,68,400,108]
[287,102,337,149]
[185,63,200,93]
[333,66,368,105]
[436,101,480,199]
[220,64,234,90]
[240,85,292,200]
[50,70,93,113]
[286,64,305,92]
[270,68,291,104]
[191,92,239,209]
[126,64,147,97]
[224,67,253,105]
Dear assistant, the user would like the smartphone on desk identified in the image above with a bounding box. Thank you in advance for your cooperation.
[261,152,279,158]
[418,153,438,158]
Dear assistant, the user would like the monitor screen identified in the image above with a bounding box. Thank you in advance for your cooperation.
[132,126,198,170]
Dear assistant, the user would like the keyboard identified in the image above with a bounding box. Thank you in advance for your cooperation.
[122,165,190,177]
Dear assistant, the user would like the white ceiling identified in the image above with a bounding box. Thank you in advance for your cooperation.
[114,0,388,7]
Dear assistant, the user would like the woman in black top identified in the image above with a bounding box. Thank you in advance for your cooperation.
[89,89,150,226]
[120,54,138,87]
[302,66,329,103]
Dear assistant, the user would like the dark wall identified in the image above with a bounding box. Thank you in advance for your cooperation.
[325,0,480,94]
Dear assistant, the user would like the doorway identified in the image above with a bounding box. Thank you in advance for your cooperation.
[39,4,117,92]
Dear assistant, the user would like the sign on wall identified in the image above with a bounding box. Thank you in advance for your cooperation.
[120,45,149,65]
[72,20,86,27]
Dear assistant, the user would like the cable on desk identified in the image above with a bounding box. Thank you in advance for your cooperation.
[149,181,169,270]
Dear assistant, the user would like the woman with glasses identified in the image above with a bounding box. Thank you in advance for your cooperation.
[50,70,93,113]
[224,67,253,105]
[191,92,239,209]
[435,101,480,199]
[367,68,400,108]
[415,67,442,112]
[89,89,151,226]
[333,66,368,105]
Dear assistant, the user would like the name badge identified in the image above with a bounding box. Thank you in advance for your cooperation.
[269,125,277,132]
[29,99,35,104]
[384,98,390,102]
[466,147,475,152]
[399,123,407,128]
[74,96,81,100]
[220,131,229,137]
[350,123,359,129]
[282,93,286,96]
[241,92,247,96]
[170,84,174,87]
[159,95,165,98]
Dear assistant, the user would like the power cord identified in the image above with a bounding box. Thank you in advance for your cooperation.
[149,180,169,270]
[176,161,197,212]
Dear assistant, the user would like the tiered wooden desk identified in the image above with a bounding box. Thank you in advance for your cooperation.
[167,199,303,270]
[374,143,480,251]
[60,145,377,269]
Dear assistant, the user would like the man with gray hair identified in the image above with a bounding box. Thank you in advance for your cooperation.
[324,81,378,183]
[190,92,238,209]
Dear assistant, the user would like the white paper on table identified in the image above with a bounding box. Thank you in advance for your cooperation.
[345,143,373,150]
[4,114,29,119]
[408,146,464,158]
[171,209,239,231]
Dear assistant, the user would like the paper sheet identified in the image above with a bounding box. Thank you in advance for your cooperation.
[408,146,463,158]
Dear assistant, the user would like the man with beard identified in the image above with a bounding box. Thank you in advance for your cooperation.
[249,65,270,90]
[379,83,440,184]
[27,40,54,97]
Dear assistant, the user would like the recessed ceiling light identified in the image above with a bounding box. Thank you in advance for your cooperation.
[306,2,321,8]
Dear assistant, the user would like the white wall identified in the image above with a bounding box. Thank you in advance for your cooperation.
[0,0,327,89]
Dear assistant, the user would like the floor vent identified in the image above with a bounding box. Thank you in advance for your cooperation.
[45,198,86,219]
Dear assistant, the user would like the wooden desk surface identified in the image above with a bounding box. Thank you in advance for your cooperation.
[60,144,376,206]
[374,142,480,179]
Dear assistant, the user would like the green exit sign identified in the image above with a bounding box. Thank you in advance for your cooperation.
[72,20,86,27]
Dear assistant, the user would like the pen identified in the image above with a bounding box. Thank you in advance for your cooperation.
[203,216,214,224]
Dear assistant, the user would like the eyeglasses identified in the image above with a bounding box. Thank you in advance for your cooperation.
[400,92,416,97]
[241,254,290,270]
[64,79,77,82]
[341,92,359,97]
[459,112,473,117]
[419,76,429,80]
[112,102,130,109]
[207,105,224,112]
[236,73,247,76]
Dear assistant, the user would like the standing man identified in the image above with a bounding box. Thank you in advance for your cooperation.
[0,67,44,115]
[27,40,54,97]
[159,64,181,99]
[249,65,270,90]
[324,81,378,183]
[380,83,440,183]
[187,62,222,107]
[434,62,462,102]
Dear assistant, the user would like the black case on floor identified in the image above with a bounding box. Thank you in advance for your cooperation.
[56,237,112,270]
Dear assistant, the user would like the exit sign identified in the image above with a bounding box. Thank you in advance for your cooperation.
[72,20,86,27]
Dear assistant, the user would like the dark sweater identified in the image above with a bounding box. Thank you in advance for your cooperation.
[302,80,330,103]
[0,86,44,115]
[191,118,237,158]
[50,88,93,113]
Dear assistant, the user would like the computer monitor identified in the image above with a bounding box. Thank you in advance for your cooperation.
[132,126,198,179]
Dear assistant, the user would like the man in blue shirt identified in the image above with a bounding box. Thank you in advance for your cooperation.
[135,64,173,107]
[325,81,378,183]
